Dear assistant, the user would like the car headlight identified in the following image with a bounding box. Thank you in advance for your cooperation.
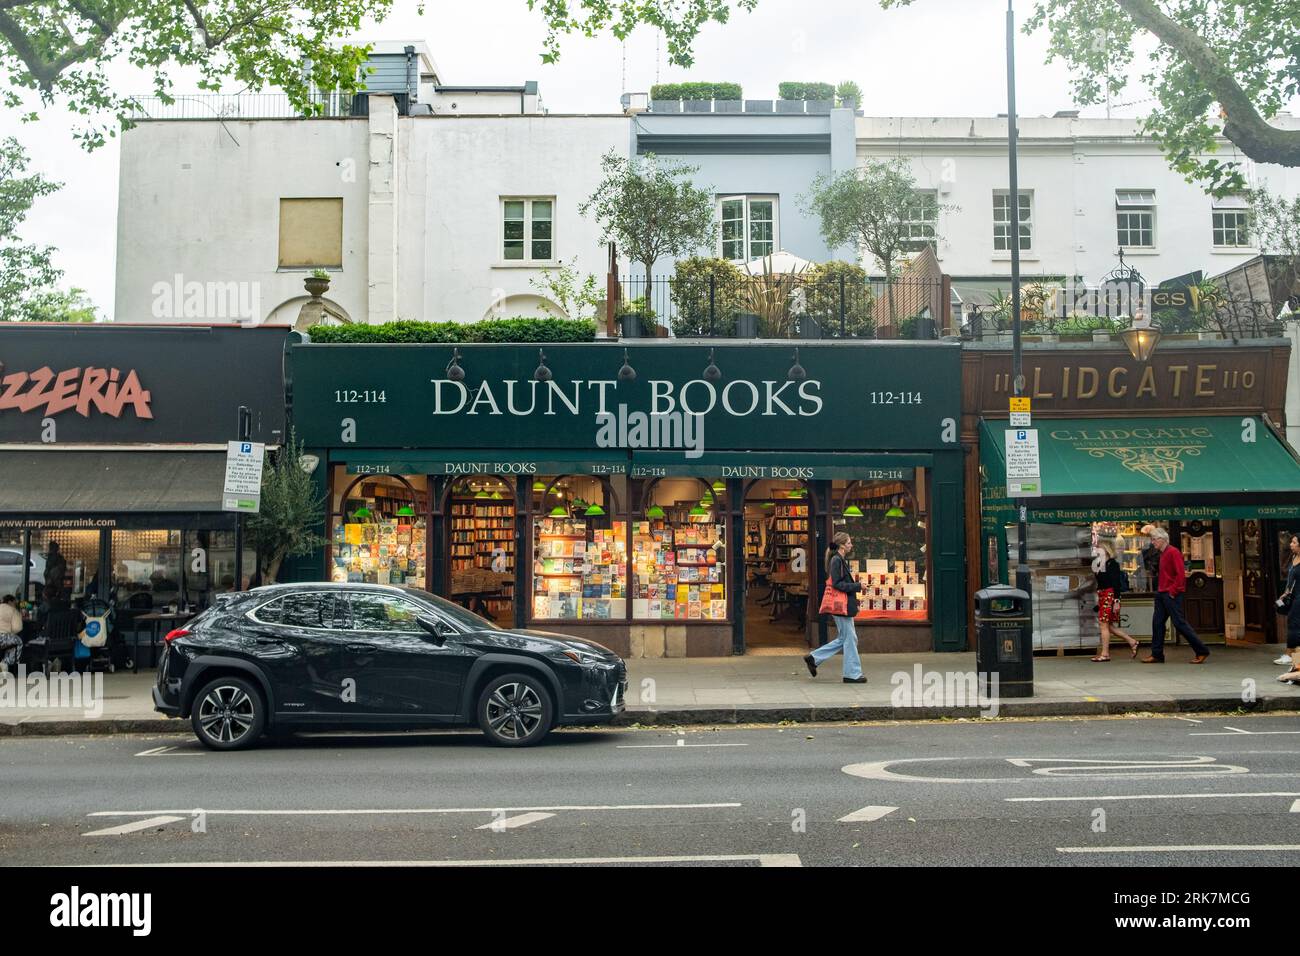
[548,642,609,666]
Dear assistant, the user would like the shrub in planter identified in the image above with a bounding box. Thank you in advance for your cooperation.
[307,317,595,344]
[778,81,835,101]
[650,82,742,101]
[473,317,596,342]
[669,257,744,336]
[803,261,876,337]
[616,297,657,338]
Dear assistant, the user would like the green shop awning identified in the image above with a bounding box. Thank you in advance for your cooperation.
[630,450,931,481]
[339,449,629,477]
[980,416,1300,522]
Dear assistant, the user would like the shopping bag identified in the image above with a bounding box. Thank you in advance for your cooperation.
[818,576,848,617]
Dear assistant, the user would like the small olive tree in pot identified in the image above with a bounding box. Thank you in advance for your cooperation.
[245,432,327,583]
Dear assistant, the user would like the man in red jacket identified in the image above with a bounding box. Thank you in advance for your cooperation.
[1143,527,1210,664]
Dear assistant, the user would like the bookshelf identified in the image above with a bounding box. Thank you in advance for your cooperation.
[450,498,515,617]
[772,502,809,570]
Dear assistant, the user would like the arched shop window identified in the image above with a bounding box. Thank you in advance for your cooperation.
[446,477,516,622]
[329,470,428,586]
[633,477,728,622]
[834,475,929,622]
[531,474,625,622]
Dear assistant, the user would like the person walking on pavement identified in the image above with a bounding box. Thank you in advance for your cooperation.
[804,532,866,684]
[1143,527,1210,664]
[1277,534,1300,684]
[1083,541,1139,662]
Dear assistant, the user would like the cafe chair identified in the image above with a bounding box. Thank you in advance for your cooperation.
[23,607,83,677]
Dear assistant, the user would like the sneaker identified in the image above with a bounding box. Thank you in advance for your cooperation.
[1276,655,1293,666]
[842,676,867,684]
[802,654,817,678]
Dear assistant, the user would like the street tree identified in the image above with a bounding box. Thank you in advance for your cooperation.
[1248,186,1300,307]
[525,0,1300,194]
[0,136,62,322]
[579,150,716,308]
[19,287,99,322]
[0,1,399,149]
[245,433,327,584]
[804,159,950,328]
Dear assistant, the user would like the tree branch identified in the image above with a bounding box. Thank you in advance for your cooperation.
[1115,0,1300,167]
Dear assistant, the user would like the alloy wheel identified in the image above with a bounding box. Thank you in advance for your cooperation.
[485,682,544,741]
[197,684,257,744]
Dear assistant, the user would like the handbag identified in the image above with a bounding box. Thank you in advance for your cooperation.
[1277,588,1295,615]
[819,575,848,617]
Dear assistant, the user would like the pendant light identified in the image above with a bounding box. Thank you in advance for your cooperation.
[885,496,906,518]
[689,505,707,516]
[843,505,864,517]
[395,505,415,517]
[584,503,606,516]
[549,505,567,517]
[711,480,726,494]
[646,504,665,519]
[532,480,546,493]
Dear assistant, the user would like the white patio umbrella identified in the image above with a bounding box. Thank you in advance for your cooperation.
[744,249,816,275]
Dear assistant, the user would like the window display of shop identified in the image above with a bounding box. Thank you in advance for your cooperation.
[531,475,626,622]
[633,479,728,622]
[834,474,930,622]
[329,470,429,586]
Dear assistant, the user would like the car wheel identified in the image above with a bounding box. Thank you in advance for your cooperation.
[191,676,265,751]
[476,673,554,747]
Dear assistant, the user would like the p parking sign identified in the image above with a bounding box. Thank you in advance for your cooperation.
[223,440,265,512]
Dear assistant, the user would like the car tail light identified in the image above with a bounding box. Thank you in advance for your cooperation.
[163,628,191,643]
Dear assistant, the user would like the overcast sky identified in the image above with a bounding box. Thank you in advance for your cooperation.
[2,0,1174,320]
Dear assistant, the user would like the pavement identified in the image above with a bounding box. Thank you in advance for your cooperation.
[4,713,1300,867]
[1,643,1297,735]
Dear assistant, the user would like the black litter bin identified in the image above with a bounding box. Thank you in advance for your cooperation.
[974,585,1033,698]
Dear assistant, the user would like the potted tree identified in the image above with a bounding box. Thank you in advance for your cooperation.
[244,433,327,584]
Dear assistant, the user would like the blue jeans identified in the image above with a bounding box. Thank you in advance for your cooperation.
[811,615,862,679]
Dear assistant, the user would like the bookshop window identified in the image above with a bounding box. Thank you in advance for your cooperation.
[448,477,516,622]
[531,475,627,622]
[632,477,728,622]
[330,468,429,586]
[834,473,929,621]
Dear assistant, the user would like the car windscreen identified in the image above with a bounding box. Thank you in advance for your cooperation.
[399,586,502,631]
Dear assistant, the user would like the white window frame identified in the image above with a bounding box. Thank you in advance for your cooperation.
[1211,195,1252,249]
[901,189,938,251]
[717,195,780,262]
[993,190,1033,254]
[500,196,555,264]
[1115,189,1156,249]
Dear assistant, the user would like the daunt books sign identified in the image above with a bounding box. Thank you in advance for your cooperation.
[290,342,963,452]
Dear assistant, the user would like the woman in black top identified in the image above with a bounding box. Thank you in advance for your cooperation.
[1089,541,1138,662]
[803,532,865,683]
[1279,535,1300,683]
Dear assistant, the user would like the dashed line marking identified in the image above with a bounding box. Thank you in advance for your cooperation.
[84,815,185,837]
[476,812,555,831]
[838,805,898,823]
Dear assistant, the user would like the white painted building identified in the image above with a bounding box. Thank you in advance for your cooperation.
[856,113,1300,289]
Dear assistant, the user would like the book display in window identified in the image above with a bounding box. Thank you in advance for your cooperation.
[532,517,627,621]
[632,519,727,621]
[332,516,426,586]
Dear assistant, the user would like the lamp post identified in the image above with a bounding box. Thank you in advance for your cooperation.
[1006,0,1031,604]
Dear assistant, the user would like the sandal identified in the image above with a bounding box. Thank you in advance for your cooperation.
[1129,642,1140,659]
[1090,656,1111,662]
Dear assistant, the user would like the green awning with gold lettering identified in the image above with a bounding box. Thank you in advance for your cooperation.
[980,416,1300,524]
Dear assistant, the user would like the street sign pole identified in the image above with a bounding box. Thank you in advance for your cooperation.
[234,406,252,590]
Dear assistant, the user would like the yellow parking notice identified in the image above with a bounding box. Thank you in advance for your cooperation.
[1009,397,1031,413]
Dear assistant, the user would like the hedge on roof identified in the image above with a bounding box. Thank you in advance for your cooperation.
[650,82,742,101]
[778,81,835,102]
[307,317,597,344]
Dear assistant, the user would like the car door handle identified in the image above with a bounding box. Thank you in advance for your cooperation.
[255,636,282,645]
[346,643,377,652]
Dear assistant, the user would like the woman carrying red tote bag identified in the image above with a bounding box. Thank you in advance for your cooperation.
[804,532,865,683]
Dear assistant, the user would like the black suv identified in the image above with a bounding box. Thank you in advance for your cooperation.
[153,583,627,749]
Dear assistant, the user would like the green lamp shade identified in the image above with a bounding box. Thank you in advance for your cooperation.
[395,506,415,517]
[532,480,546,492]
[549,505,568,517]
[646,505,665,519]
[689,505,707,516]
[352,507,372,520]
[474,489,489,499]
[711,480,725,493]
[843,505,864,517]
[700,494,713,506]
[761,502,774,509]
[584,504,606,516]
[885,506,906,518]
[490,490,503,500]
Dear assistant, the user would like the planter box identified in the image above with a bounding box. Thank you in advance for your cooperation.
[1092,331,1112,343]
[684,99,712,113]
[735,312,759,338]
[650,99,681,114]
[617,314,647,339]
[798,316,823,339]
[1198,331,1224,340]
[775,99,805,113]
[714,99,741,113]
[914,316,938,340]
[744,99,774,113]
[805,99,834,113]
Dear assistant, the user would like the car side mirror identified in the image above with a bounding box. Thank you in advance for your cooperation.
[417,616,448,646]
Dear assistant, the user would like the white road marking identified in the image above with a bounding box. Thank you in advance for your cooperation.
[1190,730,1300,736]
[616,743,749,749]
[1059,845,1300,854]
[99,854,803,867]
[88,802,742,818]
[838,805,898,823]
[133,745,201,757]
[475,812,555,831]
[83,815,185,837]
[1291,799,1300,813]
[1171,716,1203,724]
[1004,756,1248,777]
[843,755,1255,784]
[1009,791,1300,803]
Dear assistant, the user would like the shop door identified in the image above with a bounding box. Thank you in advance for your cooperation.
[1241,520,1269,642]
[1176,522,1224,637]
